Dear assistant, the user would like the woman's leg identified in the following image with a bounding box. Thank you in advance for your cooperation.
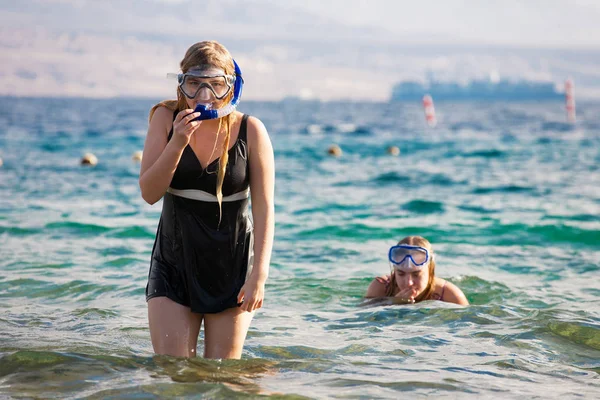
[203,307,254,359]
[148,297,203,357]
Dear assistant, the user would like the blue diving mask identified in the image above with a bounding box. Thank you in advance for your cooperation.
[388,244,430,270]
[167,59,244,121]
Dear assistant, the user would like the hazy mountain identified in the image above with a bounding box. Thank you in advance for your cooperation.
[1,0,599,100]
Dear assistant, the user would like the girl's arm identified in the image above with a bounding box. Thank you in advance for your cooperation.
[365,277,388,298]
[237,116,275,312]
[442,281,469,305]
[139,107,197,205]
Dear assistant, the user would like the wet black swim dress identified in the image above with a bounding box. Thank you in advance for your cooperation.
[146,113,253,314]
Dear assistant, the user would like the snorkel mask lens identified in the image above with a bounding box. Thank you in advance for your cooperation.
[177,69,234,100]
[388,245,430,268]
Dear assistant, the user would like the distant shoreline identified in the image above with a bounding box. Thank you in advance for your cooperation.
[391,79,565,102]
[1,95,600,103]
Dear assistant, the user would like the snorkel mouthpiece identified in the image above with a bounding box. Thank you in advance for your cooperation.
[193,102,212,117]
[191,59,244,121]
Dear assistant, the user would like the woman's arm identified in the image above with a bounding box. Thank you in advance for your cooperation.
[442,282,469,305]
[365,278,388,298]
[237,116,275,311]
[139,107,197,205]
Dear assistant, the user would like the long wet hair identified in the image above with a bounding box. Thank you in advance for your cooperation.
[149,41,237,223]
[386,235,436,302]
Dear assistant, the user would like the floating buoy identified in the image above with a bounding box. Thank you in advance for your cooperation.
[387,146,400,156]
[80,153,98,166]
[565,78,576,124]
[422,94,437,127]
[327,144,342,157]
[132,150,143,162]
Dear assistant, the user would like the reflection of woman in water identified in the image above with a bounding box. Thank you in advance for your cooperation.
[365,236,469,305]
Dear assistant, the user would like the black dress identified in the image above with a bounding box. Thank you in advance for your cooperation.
[146,113,253,314]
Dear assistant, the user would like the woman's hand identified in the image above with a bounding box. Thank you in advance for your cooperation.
[395,287,417,303]
[237,277,265,312]
[171,109,202,147]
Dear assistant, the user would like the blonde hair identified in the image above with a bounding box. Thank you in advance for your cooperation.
[149,41,237,224]
[386,235,436,302]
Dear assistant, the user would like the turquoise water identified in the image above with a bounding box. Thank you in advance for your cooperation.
[1,97,599,398]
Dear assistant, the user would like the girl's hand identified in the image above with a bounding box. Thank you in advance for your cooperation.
[395,287,417,303]
[237,277,265,312]
[171,109,202,147]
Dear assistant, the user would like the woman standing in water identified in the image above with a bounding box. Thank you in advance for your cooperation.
[139,41,275,359]
[366,236,468,305]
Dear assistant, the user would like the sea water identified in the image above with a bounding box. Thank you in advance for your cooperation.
[0,97,599,398]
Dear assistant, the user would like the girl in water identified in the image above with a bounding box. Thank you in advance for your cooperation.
[366,236,468,305]
[140,41,275,359]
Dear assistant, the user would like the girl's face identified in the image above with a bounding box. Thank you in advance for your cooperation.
[394,265,430,296]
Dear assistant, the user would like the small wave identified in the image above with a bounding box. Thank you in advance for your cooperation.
[527,223,600,247]
[546,321,600,351]
[0,350,77,378]
[469,222,600,247]
[293,203,369,215]
[541,121,575,132]
[44,221,111,235]
[282,226,446,248]
[102,257,142,268]
[72,307,120,319]
[255,345,334,360]
[373,172,412,184]
[542,213,600,222]
[0,226,40,236]
[1,278,119,301]
[402,200,445,214]
[40,142,67,152]
[450,122,488,132]
[457,276,512,305]
[472,185,535,194]
[338,172,457,188]
[106,226,155,239]
[457,204,499,214]
[326,378,466,392]
[298,224,397,240]
[462,149,506,158]
[427,174,459,186]
[303,123,371,135]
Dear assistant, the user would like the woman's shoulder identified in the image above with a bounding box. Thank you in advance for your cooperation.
[366,275,390,298]
[431,278,468,305]
[429,278,446,300]
[242,113,272,158]
[150,105,176,126]
[241,113,267,138]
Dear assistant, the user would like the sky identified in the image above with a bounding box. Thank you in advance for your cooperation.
[285,0,600,48]
[1,0,599,101]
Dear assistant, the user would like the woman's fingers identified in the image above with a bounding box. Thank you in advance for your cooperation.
[181,120,199,134]
[175,114,200,131]
[395,287,417,303]
[237,287,245,304]
[174,111,200,131]
[174,109,195,123]
[182,112,201,124]
[240,296,263,312]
